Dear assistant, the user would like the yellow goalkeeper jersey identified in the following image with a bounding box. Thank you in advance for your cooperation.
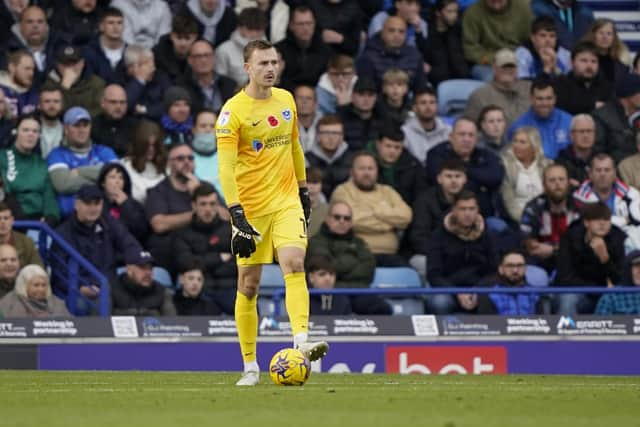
[216,87,306,218]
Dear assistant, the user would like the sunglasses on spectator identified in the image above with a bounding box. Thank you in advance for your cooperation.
[331,214,352,222]
[171,155,195,162]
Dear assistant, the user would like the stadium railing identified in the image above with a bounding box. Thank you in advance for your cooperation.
[13,220,110,317]
[269,286,640,316]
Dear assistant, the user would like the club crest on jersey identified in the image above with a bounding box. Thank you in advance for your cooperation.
[252,139,263,152]
[281,109,292,121]
[267,115,279,127]
[218,110,231,126]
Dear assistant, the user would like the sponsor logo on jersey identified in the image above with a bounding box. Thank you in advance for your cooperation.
[267,115,279,127]
[281,109,292,121]
[252,139,263,152]
[217,110,231,126]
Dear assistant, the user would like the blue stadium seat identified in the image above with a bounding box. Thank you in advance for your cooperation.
[370,267,423,288]
[437,79,485,117]
[389,298,425,315]
[526,265,550,288]
[260,264,285,288]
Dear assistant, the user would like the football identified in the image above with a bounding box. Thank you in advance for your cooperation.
[269,348,311,386]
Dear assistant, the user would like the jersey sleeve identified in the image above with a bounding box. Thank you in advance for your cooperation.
[216,108,242,206]
[289,95,306,183]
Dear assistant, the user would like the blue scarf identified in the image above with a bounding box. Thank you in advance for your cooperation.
[160,114,193,135]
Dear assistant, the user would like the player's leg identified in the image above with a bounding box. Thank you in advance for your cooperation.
[235,264,262,386]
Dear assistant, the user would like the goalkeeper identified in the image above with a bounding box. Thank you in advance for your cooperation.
[216,40,329,386]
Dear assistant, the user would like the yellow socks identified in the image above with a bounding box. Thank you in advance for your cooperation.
[284,272,309,340]
[235,291,258,364]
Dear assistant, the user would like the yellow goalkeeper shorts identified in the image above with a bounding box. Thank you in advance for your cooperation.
[236,204,307,266]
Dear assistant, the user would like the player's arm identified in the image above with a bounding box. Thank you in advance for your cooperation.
[290,103,311,224]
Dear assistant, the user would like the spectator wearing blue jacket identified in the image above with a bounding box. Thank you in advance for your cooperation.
[427,118,505,219]
[508,79,572,159]
[530,0,594,50]
[357,16,426,92]
[0,51,39,118]
[47,107,118,218]
[51,183,143,301]
[82,7,128,85]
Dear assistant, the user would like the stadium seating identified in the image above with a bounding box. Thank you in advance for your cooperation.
[437,79,485,117]
[371,267,425,315]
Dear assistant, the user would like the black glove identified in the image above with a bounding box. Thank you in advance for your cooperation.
[229,205,261,258]
[299,187,311,227]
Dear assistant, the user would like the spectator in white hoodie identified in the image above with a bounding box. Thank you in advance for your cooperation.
[110,0,172,48]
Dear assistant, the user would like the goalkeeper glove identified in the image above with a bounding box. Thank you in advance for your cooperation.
[299,187,311,227]
[229,205,261,258]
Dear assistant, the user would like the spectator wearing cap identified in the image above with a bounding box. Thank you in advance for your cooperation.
[173,259,222,315]
[595,250,640,314]
[305,115,354,199]
[90,84,137,157]
[1,6,68,84]
[82,7,128,85]
[145,143,200,273]
[176,40,236,114]
[153,15,199,85]
[111,0,172,49]
[161,86,193,146]
[0,114,60,224]
[123,45,172,121]
[176,0,236,47]
[356,16,426,92]
[51,183,144,301]
[507,79,572,160]
[0,50,39,118]
[337,77,385,152]
[173,183,236,314]
[97,163,149,244]
[47,106,118,217]
[592,72,640,163]
[49,0,100,47]
[215,7,267,88]
[331,152,412,267]
[0,264,71,318]
[554,201,626,314]
[462,0,532,81]
[367,123,427,206]
[275,6,331,91]
[294,84,323,152]
[111,249,177,316]
[44,43,106,117]
[464,49,532,127]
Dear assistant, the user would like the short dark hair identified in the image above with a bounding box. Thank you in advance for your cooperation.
[453,189,478,205]
[172,14,199,36]
[499,248,527,264]
[582,202,611,221]
[530,15,556,34]
[306,255,336,274]
[290,5,315,23]
[477,104,505,127]
[571,41,598,61]
[178,258,204,275]
[413,85,437,103]
[0,201,11,214]
[530,78,555,95]
[590,152,615,168]
[243,39,273,63]
[438,158,466,175]
[167,141,192,154]
[15,112,40,129]
[191,182,218,202]
[194,108,217,125]
[350,151,377,168]
[306,166,323,183]
[378,122,404,142]
[238,7,267,31]
[99,6,123,22]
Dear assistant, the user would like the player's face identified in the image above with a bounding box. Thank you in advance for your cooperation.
[245,47,279,88]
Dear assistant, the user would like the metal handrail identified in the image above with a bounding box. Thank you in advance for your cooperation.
[13,220,110,317]
[270,286,640,316]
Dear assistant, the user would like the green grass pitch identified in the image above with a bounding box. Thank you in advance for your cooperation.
[1,371,639,427]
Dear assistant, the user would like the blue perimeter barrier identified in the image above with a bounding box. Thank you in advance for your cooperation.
[271,286,640,316]
[13,220,110,317]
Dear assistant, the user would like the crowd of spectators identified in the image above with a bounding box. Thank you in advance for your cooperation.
[0,0,640,318]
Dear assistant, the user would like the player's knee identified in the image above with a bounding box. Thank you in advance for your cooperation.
[238,274,260,298]
[284,257,305,274]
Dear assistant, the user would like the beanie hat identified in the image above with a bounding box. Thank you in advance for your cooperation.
[163,86,192,111]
